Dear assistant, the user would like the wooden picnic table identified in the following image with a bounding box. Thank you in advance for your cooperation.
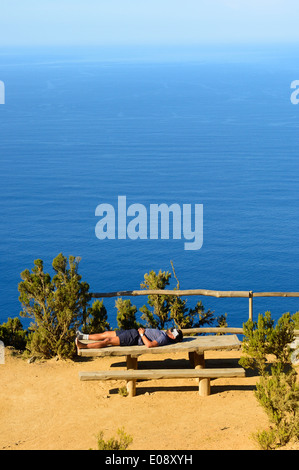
[77,334,241,361]
[78,334,243,396]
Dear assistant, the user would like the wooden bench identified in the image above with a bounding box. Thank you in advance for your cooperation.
[79,367,246,397]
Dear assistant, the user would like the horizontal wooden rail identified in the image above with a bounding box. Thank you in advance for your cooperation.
[182,327,299,336]
[182,327,244,335]
[92,289,251,298]
[92,289,299,299]
[252,292,299,297]
[91,289,299,322]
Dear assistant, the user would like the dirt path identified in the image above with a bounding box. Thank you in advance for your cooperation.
[0,347,297,450]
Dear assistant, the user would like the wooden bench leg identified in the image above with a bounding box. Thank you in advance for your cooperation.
[192,352,210,396]
[188,351,195,367]
[199,378,210,396]
[193,351,205,369]
[189,351,205,368]
[126,355,138,397]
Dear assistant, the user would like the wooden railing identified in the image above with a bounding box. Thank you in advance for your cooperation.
[91,288,299,324]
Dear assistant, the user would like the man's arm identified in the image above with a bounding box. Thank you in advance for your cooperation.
[138,328,159,348]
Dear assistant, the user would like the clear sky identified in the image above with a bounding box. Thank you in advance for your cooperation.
[0,0,299,47]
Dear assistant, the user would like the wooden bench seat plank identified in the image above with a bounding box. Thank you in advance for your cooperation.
[79,367,245,397]
[79,368,245,381]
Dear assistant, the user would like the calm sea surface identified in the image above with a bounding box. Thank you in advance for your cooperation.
[1,45,299,329]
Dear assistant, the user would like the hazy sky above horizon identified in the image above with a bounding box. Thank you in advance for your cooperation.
[0,0,299,47]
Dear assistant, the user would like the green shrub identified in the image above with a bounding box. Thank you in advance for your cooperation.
[254,365,299,449]
[292,311,299,329]
[118,386,129,397]
[139,269,172,328]
[18,253,91,359]
[115,298,140,330]
[96,427,133,450]
[240,311,299,449]
[169,261,215,330]
[240,311,294,375]
[84,299,110,334]
[0,317,28,350]
[140,263,215,330]
[253,427,278,451]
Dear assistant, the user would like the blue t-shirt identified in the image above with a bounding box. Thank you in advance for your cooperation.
[138,328,170,346]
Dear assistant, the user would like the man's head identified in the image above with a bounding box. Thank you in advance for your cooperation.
[166,327,183,343]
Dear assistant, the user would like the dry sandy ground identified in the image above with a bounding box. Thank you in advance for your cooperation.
[0,346,298,451]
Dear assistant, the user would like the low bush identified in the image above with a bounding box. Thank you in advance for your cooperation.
[96,427,133,450]
[83,299,110,334]
[0,317,27,350]
[18,253,90,358]
[240,311,299,450]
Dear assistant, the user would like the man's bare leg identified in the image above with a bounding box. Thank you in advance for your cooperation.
[76,335,120,350]
[88,331,117,341]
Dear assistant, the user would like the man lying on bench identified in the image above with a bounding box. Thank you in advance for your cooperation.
[75,327,183,350]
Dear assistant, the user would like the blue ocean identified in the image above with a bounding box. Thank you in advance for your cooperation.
[1,45,299,330]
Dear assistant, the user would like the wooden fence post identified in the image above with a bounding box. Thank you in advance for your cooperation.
[249,291,253,321]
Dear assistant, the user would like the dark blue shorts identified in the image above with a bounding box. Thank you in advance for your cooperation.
[116,329,139,346]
